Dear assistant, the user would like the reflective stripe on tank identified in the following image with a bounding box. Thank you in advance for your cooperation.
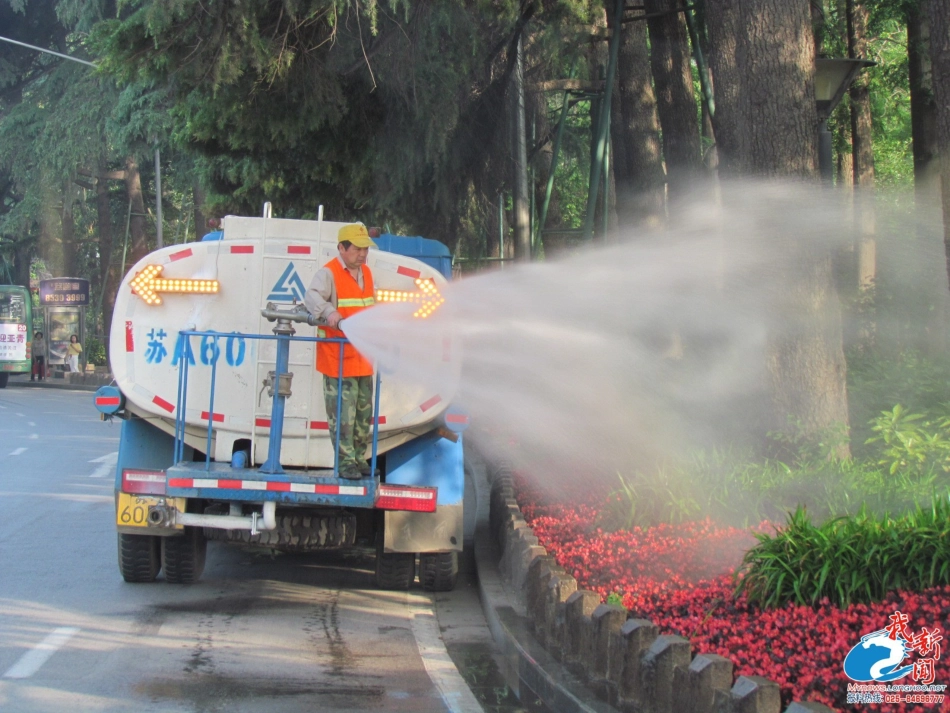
[400,394,443,424]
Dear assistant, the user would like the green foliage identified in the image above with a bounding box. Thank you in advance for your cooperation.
[766,416,850,465]
[848,350,950,456]
[605,591,624,607]
[91,0,592,247]
[867,404,950,477]
[85,336,107,366]
[600,404,950,534]
[736,500,950,608]
[597,467,701,531]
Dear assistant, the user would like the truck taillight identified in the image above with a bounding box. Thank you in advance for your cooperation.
[122,469,167,495]
[376,484,437,513]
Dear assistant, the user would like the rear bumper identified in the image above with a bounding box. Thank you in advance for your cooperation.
[164,462,376,508]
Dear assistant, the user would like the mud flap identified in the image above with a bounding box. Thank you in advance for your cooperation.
[382,431,464,553]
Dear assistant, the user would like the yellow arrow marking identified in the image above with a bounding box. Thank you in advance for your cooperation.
[376,278,445,319]
[130,265,220,305]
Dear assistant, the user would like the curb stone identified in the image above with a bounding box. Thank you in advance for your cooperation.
[468,444,619,713]
[468,438,836,713]
[7,376,104,392]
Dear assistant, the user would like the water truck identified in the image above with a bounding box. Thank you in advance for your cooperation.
[94,209,465,591]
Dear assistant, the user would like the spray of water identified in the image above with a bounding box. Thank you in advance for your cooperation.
[343,181,949,506]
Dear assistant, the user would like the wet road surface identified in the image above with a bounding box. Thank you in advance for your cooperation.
[0,385,523,712]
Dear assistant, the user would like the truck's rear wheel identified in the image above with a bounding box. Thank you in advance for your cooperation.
[420,551,459,592]
[117,533,161,583]
[162,527,207,584]
[375,534,415,590]
[0,373,8,388]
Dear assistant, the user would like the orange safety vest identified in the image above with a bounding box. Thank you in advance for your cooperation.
[316,258,376,377]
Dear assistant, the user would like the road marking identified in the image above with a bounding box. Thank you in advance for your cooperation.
[407,593,483,713]
[89,452,118,478]
[29,434,38,440]
[3,627,80,679]
[9,448,26,456]
[28,422,36,427]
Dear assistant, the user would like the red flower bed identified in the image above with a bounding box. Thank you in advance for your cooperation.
[514,474,950,712]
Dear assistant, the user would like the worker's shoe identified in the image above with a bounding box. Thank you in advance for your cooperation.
[359,462,380,478]
[339,466,362,480]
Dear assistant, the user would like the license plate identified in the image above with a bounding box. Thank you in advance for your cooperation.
[116,493,185,528]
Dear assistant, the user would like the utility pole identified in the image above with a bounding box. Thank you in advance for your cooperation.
[511,35,531,261]
[154,147,164,248]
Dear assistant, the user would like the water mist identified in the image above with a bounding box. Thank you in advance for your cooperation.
[342,181,949,509]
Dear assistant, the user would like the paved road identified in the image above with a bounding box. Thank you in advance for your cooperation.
[0,386,517,713]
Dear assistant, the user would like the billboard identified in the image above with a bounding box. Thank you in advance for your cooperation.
[40,278,90,306]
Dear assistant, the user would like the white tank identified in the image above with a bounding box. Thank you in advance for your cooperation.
[109,215,460,467]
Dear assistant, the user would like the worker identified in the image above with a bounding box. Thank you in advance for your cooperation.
[304,223,378,480]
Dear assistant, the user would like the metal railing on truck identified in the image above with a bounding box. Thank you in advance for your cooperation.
[172,303,382,478]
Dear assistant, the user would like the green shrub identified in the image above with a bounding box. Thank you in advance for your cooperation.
[735,499,950,608]
[85,337,107,366]
[867,404,950,477]
[848,350,950,457]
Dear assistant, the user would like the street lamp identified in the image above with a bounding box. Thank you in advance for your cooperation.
[814,57,876,183]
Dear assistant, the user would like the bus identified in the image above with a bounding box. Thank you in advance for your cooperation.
[0,284,33,388]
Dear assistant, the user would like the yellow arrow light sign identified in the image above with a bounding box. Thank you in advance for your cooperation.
[376,278,445,319]
[130,265,220,305]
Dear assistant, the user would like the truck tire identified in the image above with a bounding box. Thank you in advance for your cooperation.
[162,527,207,584]
[117,533,161,583]
[375,534,415,590]
[0,373,8,388]
[420,552,459,592]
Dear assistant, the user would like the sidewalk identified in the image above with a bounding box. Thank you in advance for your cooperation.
[7,371,113,392]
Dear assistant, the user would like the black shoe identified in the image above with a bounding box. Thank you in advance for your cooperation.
[359,463,381,477]
[339,466,362,480]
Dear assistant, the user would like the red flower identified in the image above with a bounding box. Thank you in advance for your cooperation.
[513,474,950,713]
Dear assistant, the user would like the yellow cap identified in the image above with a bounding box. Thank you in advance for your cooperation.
[338,223,377,249]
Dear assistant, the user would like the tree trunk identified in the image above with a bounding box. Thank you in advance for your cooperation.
[61,180,78,278]
[37,182,61,275]
[124,156,149,265]
[810,0,827,55]
[705,0,850,458]
[644,0,703,202]
[909,4,939,202]
[928,0,950,290]
[97,161,117,345]
[907,2,946,353]
[13,240,31,294]
[193,182,207,243]
[609,9,665,232]
[707,0,819,178]
[848,0,876,292]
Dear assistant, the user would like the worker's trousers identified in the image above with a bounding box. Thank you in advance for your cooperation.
[323,375,373,473]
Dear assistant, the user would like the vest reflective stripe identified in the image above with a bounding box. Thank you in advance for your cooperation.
[316,259,375,377]
[337,297,376,307]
